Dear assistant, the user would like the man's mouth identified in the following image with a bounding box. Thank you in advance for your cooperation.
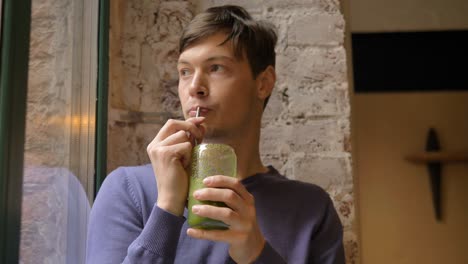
[188,106,210,117]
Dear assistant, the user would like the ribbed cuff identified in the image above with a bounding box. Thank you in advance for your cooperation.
[135,204,186,258]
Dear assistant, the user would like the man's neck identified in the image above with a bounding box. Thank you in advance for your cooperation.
[231,140,268,180]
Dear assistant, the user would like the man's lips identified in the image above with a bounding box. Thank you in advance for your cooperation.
[188,107,211,117]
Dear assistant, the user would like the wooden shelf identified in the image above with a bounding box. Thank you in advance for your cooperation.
[405,151,468,164]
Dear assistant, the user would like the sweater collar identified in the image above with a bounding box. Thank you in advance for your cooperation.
[240,165,281,189]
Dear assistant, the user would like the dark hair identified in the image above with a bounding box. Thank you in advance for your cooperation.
[179,5,277,108]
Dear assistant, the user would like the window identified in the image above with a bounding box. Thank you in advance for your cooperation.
[20,0,100,262]
[0,0,105,263]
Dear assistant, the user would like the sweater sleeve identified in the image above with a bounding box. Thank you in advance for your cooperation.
[308,194,345,264]
[86,168,185,264]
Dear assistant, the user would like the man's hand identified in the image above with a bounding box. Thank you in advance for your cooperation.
[147,117,205,216]
[187,175,265,264]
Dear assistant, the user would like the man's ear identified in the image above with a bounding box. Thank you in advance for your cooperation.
[256,65,276,100]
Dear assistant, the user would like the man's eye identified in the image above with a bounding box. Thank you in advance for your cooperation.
[210,64,224,72]
[179,69,191,76]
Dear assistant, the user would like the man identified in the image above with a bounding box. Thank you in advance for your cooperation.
[87,5,344,264]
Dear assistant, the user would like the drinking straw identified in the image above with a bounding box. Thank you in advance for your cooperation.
[194,106,200,145]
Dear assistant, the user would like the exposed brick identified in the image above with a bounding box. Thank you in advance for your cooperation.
[260,124,293,155]
[277,47,348,90]
[265,0,342,13]
[343,230,360,264]
[261,119,345,155]
[288,87,347,117]
[205,0,342,14]
[202,0,264,14]
[287,153,352,189]
[290,120,345,152]
[260,154,288,173]
[288,11,344,46]
[107,115,162,172]
[261,88,286,128]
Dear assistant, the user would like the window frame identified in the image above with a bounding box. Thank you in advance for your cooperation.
[95,0,109,197]
[0,0,32,262]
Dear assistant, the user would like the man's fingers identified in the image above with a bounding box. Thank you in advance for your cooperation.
[191,204,240,227]
[193,188,243,212]
[155,142,193,168]
[147,117,205,160]
[155,117,205,143]
[203,176,254,205]
[157,130,190,147]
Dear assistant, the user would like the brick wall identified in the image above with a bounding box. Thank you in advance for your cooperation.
[108,0,358,262]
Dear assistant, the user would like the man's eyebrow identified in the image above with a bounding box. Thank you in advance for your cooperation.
[178,56,235,65]
[205,56,235,62]
[177,60,190,65]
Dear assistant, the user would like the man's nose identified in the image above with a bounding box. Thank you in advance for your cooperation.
[189,71,209,97]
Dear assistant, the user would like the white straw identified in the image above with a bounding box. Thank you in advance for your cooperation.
[196,107,200,118]
[194,107,200,145]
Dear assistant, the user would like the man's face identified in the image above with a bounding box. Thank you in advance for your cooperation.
[177,32,261,141]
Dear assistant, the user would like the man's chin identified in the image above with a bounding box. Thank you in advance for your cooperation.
[200,129,230,144]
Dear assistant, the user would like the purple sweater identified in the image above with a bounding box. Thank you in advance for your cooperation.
[86,165,344,264]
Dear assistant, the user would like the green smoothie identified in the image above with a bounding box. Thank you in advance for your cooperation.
[187,143,237,230]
